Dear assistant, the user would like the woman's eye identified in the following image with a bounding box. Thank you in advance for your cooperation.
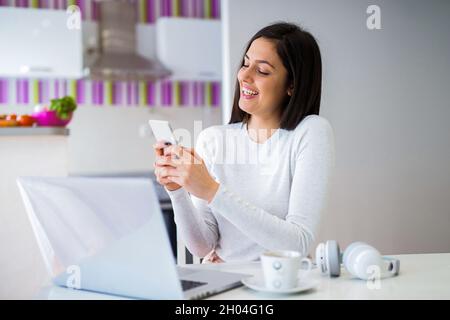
[241,64,269,75]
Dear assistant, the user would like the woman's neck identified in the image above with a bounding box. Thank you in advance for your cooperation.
[246,116,280,143]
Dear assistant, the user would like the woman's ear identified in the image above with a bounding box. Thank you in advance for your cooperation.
[287,84,294,96]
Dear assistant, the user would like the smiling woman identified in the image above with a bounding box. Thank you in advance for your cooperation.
[153,22,335,263]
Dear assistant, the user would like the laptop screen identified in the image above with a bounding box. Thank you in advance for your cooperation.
[17,177,184,299]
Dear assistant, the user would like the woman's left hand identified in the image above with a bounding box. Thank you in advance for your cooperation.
[156,145,219,203]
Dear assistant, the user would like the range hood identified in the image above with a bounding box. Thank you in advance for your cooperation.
[86,0,170,81]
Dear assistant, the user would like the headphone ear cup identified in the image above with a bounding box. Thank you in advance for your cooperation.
[326,240,341,277]
[343,242,383,280]
[342,242,368,272]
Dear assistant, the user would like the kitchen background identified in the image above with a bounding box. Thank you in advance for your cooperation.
[1,0,450,299]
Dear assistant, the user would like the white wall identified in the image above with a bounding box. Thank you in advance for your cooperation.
[222,0,450,254]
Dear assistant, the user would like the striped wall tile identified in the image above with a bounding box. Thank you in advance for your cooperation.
[0,0,99,21]
[0,79,220,107]
[0,0,220,21]
[0,79,8,104]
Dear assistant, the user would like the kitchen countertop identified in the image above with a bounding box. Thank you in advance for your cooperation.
[0,127,69,136]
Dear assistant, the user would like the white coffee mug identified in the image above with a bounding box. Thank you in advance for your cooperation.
[261,250,312,290]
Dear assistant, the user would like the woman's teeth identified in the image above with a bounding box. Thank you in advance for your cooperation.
[242,88,259,96]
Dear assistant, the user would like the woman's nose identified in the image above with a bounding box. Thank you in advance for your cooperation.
[239,67,253,83]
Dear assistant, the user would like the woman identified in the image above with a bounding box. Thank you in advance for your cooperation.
[153,22,335,263]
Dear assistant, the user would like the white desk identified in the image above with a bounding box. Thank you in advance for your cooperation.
[38,253,450,300]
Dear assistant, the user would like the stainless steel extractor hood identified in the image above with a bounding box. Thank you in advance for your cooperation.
[86,0,170,81]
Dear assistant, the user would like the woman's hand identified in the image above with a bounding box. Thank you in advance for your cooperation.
[153,141,182,191]
[202,250,224,264]
[157,145,219,203]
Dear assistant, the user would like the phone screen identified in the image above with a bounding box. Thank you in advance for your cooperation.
[148,120,178,145]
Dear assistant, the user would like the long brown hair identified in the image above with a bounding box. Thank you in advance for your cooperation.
[229,22,322,130]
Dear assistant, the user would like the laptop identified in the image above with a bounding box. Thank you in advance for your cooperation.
[17,176,246,300]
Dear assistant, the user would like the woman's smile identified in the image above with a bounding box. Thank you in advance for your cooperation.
[241,85,259,99]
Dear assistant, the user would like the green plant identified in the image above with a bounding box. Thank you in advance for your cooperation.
[49,96,77,120]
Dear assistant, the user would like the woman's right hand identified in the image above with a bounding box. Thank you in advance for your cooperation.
[153,141,182,191]
[202,250,224,264]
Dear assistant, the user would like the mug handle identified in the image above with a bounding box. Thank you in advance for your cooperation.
[299,257,312,282]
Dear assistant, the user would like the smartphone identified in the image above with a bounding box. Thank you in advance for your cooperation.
[148,119,178,145]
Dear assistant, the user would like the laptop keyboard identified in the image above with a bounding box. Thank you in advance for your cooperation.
[181,280,207,291]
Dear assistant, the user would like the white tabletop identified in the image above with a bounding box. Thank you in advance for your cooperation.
[39,253,450,300]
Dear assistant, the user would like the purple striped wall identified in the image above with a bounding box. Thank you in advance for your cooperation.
[211,81,220,107]
[16,79,29,104]
[179,81,188,106]
[0,0,221,21]
[76,79,85,104]
[0,78,221,107]
[0,79,8,104]
[112,81,121,105]
[147,0,156,23]
[147,82,156,106]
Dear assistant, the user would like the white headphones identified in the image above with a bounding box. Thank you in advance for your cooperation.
[315,240,400,280]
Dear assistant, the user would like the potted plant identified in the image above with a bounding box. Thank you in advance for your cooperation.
[33,96,77,127]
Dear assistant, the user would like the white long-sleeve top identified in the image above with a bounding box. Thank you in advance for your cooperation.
[167,115,335,262]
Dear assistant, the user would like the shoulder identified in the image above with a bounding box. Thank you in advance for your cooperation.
[294,115,333,134]
[289,115,334,142]
[286,115,335,156]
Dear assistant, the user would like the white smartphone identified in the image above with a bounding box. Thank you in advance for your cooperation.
[148,119,178,145]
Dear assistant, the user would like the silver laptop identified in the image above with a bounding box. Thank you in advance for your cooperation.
[17,176,245,300]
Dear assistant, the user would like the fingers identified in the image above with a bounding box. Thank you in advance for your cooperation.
[153,143,164,157]
[181,147,202,162]
[167,175,183,186]
[164,145,182,158]
[153,140,172,157]
[154,164,179,186]
[155,155,177,167]
[156,175,172,185]
[164,145,202,164]
[154,141,202,165]
[154,140,173,148]
[157,166,178,179]
[189,148,203,163]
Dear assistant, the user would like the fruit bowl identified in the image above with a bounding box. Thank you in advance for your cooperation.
[31,110,73,127]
